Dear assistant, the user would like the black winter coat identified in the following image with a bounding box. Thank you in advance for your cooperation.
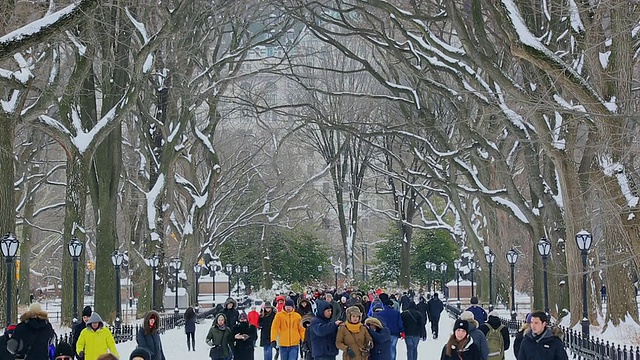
[517,327,568,360]
[426,298,444,321]
[415,299,429,323]
[0,334,15,360]
[440,337,482,360]
[136,311,165,360]
[232,322,258,360]
[367,326,391,360]
[8,307,56,360]
[308,301,339,359]
[258,310,275,347]
[513,326,529,359]
[72,322,87,357]
[184,310,197,334]
[400,307,426,338]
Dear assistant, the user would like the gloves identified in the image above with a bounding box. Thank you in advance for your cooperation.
[79,351,85,359]
[271,341,277,348]
[400,332,406,340]
[346,348,356,358]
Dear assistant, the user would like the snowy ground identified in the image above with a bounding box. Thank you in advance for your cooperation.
[114,315,520,360]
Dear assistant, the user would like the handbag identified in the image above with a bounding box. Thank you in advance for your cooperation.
[208,344,224,359]
[346,327,372,358]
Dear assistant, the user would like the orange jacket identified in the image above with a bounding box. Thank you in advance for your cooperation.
[270,309,305,347]
[248,310,260,328]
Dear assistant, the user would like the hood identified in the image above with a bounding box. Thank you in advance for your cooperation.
[19,303,49,323]
[486,315,502,328]
[224,297,237,309]
[143,310,160,334]
[275,295,286,303]
[86,313,104,331]
[315,300,332,316]
[214,313,228,326]
[298,297,310,307]
[467,319,479,330]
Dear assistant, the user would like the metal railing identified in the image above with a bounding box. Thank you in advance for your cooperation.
[444,304,640,360]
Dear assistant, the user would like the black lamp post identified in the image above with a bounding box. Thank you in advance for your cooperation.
[576,230,592,338]
[242,266,249,295]
[234,265,241,297]
[111,250,124,328]
[68,237,83,324]
[453,259,461,309]
[469,260,476,298]
[1,233,19,326]
[193,263,202,314]
[171,258,182,314]
[440,262,447,295]
[485,250,495,310]
[225,264,232,297]
[148,254,159,310]
[430,262,437,292]
[333,266,339,290]
[537,238,551,316]
[208,260,218,308]
[424,262,432,292]
[506,248,519,321]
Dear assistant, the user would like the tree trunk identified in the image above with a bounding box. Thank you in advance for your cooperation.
[19,173,35,307]
[0,116,16,326]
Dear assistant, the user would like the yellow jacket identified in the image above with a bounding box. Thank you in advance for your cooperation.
[76,324,119,360]
[270,310,305,347]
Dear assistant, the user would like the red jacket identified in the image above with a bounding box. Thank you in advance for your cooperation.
[248,310,260,328]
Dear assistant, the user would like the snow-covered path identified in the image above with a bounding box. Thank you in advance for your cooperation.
[115,314,519,360]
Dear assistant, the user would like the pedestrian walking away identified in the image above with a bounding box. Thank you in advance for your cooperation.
[400,302,427,360]
[426,293,444,339]
[465,297,488,327]
[478,311,510,360]
[8,303,56,360]
[184,307,197,351]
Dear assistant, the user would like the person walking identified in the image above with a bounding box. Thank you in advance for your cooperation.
[478,311,510,360]
[400,302,426,360]
[459,311,489,360]
[426,293,444,339]
[75,312,119,360]
[512,313,531,360]
[372,294,403,360]
[600,285,607,302]
[309,300,341,360]
[184,307,197,351]
[465,297,487,327]
[364,317,391,360]
[232,313,258,360]
[517,311,567,360]
[72,306,92,359]
[7,303,56,360]
[335,307,372,360]
[271,299,306,360]
[440,320,482,360]
[0,324,17,360]
[247,306,260,329]
[206,313,233,360]
[259,303,276,360]
[324,294,342,322]
[222,298,240,330]
[136,310,165,360]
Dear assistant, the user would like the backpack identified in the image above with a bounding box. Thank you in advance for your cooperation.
[486,323,505,359]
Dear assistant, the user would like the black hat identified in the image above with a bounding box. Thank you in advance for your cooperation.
[453,320,469,333]
[54,342,74,358]
[285,299,295,307]
[129,347,151,360]
[82,306,92,317]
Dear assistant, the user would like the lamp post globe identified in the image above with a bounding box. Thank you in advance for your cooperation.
[453,259,461,309]
[575,230,592,338]
[67,237,83,324]
[485,250,495,310]
[506,249,519,321]
[1,233,19,326]
[110,250,124,328]
[537,238,551,316]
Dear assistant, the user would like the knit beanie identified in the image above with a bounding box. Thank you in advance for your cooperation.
[130,347,152,360]
[54,342,74,358]
[82,306,92,317]
[285,299,295,308]
[453,319,469,333]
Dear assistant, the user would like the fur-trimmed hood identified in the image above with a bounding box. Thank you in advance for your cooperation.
[19,303,49,323]
[143,310,160,334]
[224,297,237,309]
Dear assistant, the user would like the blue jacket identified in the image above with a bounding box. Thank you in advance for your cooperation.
[309,301,340,358]
[367,326,391,360]
[466,305,487,326]
[372,307,404,336]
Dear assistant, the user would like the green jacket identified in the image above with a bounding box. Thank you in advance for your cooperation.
[206,325,232,359]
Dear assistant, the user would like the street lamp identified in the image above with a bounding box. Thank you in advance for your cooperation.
[234,265,241,297]
[430,262,437,291]
[469,260,476,298]
[242,266,249,295]
[110,250,124,328]
[576,230,592,338]
[537,238,551,316]
[67,236,83,324]
[148,254,160,310]
[193,263,202,313]
[506,248,519,321]
[225,264,232,297]
[485,250,495,310]
[1,233,19,326]
[171,258,182,314]
[440,262,447,295]
[333,266,339,290]
[424,262,432,293]
[209,260,219,308]
[453,259,461,309]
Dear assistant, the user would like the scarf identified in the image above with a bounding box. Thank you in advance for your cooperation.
[346,322,361,333]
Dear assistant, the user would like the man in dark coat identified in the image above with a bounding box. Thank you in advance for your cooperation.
[232,313,257,360]
[258,303,276,360]
[136,310,165,360]
[309,300,341,360]
[466,297,488,326]
[399,293,411,311]
[478,311,510,359]
[517,311,568,360]
[0,324,16,360]
[372,294,403,360]
[72,306,92,359]
[7,303,56,360]
[415,296,429,325]
[400,302,426,360]
[323,294,342,322]
[364,318,391,360]
[426,293,444,339]
[222,297,240,330]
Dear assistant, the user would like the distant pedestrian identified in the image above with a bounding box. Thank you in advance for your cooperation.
[517,311,567,360]
[7,303,56,360]
[73,306,92,360]
[600,285,607,302]
[136,310,165,360]
[248,306,260,328]
[427,293,444,339]
[75,312,119,360]
[440,320,482,360]
[465,297,487,326]
[259,303,276,360]
[222,298,240,330]
[184,307,197,351]
[478,311,510,360]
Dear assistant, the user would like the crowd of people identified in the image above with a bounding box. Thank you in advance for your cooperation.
[0,289,569,360]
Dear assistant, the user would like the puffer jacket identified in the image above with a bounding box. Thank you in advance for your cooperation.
[75,313,119,360]
[270,309,305,347]
[7,305,55,360]
[517,326,568,360]
[309,301,339,358]
[335,323,373,360]
[136,310,165,360]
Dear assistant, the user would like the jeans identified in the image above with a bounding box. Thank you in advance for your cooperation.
[405,336,419,360]
[390,335,399,360]
[431,316,440,338]
[263,346,273,360]
[280,346,299,360]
